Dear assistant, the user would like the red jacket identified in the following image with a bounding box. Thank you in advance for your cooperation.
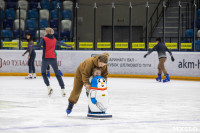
[43,37,57,58]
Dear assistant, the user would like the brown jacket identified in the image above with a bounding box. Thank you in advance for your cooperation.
[68,55,109,104]
[77,55,108,84]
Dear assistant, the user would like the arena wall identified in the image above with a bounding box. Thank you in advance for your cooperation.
[0,50,199,80]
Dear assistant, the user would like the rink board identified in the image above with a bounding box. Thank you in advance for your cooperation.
[0,50,199,79]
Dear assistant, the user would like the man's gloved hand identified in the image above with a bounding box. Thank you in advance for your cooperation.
[144,54,148,58]
[171,56,175,62]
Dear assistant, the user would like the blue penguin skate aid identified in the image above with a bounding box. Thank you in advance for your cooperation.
[87,76,112,118]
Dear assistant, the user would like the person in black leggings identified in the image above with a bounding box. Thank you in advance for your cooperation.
[22,33,36,79]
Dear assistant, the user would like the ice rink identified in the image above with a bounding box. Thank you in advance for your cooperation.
[0,76,200,133]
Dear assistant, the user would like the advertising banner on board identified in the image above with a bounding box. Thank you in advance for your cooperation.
[0,50,199,77]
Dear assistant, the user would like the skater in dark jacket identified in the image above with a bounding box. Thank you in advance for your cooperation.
[22,33,36,79]
[144,38,175,82]
[33,27,72,96]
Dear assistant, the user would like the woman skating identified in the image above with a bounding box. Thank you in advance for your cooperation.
[22,33,36,79]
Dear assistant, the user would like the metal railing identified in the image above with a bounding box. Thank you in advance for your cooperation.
[0,1,75,50]
[0,1,200,51]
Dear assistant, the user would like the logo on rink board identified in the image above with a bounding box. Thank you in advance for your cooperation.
[108,57,151,68]
[178,59,200,69]
[0,58,62,69]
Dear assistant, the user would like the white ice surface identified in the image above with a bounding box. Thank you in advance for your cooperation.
[0,76,200,133]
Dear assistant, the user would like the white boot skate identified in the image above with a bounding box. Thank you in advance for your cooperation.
[47,86,53,96]
[25,73,32,79]
[32,73,36,79]
[61,89,66,97]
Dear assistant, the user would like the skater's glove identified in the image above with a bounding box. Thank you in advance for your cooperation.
[171,56,175,62]
[144,54,148,58]
[91,98,97,104]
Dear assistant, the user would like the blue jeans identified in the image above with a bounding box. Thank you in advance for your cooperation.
[41,58,65,89]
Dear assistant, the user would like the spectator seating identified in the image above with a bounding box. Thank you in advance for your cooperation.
[185,29,193,38]
[63,1,73,10]
[1,29,12,41]
[16,9,27,20]
[3,19,13,29]
[40,19,48,29]
[40,0,50,10]
[40,9,49,20]
[13,30,24,39]
[14,19,25,30]
[61,20,72,31]
[62,10,72,20]
[28,10,38,19]
[26,19,37,30]
[18,0,28,10]
[36,30,46,38]
[50,20,58,29]
[5,9,15,20]
[0,0,5,10]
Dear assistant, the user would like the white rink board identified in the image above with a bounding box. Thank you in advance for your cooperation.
[0,50,199,77]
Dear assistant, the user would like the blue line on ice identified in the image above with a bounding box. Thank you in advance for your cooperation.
[0,119,200,130]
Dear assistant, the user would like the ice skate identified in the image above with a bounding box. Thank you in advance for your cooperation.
[47,86,53,96]
[156,74,162,82]
[66,102,74,115]
[163,74,170,83]
[59,70,63,76]
[32,73,36,79]
[47,71,50,78]
[61,89,66,97]
[25,74,32,79]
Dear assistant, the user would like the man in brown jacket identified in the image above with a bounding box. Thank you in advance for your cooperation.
[66,53,110,115]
